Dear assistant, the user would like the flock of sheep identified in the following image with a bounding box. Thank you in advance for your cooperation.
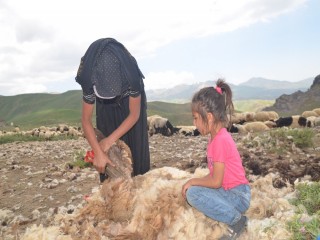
[3,108,319,139]
[228,108,320,133]
[147,107,320,136]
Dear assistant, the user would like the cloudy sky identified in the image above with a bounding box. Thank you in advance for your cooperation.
[0,0,319,96]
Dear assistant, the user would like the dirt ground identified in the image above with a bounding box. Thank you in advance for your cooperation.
[0,128,319,239]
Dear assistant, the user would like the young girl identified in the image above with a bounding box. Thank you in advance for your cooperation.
[181,79,251,240]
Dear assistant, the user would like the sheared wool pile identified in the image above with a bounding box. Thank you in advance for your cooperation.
[21,140,298,240]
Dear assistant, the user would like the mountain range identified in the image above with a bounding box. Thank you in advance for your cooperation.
[263,74,320,116]
[0,76,318,129]
[145,77,314,102]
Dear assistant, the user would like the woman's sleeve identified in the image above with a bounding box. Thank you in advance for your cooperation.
[82,89,96,104]
[128,89,141,98]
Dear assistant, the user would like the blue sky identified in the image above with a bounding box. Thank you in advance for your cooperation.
[0,0,319,95]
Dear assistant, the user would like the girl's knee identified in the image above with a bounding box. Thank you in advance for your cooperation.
[186,186,197,203]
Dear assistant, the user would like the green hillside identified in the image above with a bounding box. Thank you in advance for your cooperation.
[0,91,274,130]
[234,99,275,113]
[0,91,83,130]
[147,101,193,126]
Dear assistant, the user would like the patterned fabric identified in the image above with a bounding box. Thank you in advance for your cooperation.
[82,88,140,104]
[92,48,122,99]
[75,38,144,99]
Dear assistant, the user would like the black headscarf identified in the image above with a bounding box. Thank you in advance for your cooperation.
[75,38,144,95]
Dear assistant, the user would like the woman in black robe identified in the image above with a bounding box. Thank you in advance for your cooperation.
[75,38,150,180]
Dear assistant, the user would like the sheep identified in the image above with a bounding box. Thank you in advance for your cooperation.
[275,115,309,128]
[228,112,246,125]
[228,111,279,126]
[315,117,320,126]
[243,112,256,122]
[175,125,200,136]
[306,116,316,127]
[254,111,269,122]
[254,111,279,122]
[94,128,133,179]
[21,171,300,239]
[21,167,228,239]
[230,122,270,134]
[302,110,319,118]
[147,115,174,136]
[306,116,320,127]
[267,111,279,120]
[264,120,277,129]
[20,136,228,239]
[312,108,320,116]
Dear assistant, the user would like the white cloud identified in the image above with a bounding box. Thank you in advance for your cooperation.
[144,71,196,90]
[0,0,309,95]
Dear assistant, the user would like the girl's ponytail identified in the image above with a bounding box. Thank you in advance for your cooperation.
[216,79,234,116]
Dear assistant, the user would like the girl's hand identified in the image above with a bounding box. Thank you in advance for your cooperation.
[181,179,193,199]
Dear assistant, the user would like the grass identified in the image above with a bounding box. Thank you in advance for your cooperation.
[241,128,315,155]
[69,149,93,169]
[0,89,277,129]
[269,128,315,149]
[290,182,320,215]
[287,182,320,240]
[234,99,275,113]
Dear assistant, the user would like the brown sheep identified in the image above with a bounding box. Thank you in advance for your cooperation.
[301,110,318,118]
[312,108,320,115]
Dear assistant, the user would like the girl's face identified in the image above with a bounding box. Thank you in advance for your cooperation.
[192,111,209,135]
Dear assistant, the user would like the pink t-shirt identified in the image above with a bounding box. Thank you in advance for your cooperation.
[207,128,248,190]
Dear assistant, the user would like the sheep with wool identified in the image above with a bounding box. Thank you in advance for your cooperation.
[275,115,308,128]
[302,110,319,118]
[228,112,246,124]
[231,122,270,134]
[147,115,175,136]
[254,111,279,122]
[312,108,320,115]
[306,116,320,127]
[175,125,200,136]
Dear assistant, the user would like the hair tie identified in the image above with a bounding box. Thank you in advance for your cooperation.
[215,86,222,94]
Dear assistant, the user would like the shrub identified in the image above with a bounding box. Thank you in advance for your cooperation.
[69,150,92,169]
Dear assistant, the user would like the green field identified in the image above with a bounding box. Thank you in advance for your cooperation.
[0,91,275,130]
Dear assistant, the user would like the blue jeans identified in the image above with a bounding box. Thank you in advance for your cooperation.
[186,184,251,226]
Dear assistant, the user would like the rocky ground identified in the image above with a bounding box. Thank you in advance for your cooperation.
[0,127,320,239]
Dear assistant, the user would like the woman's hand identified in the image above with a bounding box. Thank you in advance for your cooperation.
[181,179,193,199]
[93,150,114,173]
[99,137,113,153]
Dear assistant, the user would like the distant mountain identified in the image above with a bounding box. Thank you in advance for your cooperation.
[263,75,320,116]
[239,77,312,89]
[0,76,317,129]
[146,77,314,102]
